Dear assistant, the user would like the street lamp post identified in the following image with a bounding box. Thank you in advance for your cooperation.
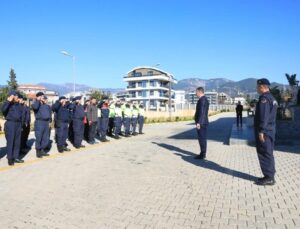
[61,51,76,93]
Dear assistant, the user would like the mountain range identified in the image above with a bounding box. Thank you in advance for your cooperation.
[173,78,287,96]
[38,82,125,95]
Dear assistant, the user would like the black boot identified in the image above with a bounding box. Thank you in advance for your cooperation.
[36,149,43,158]
[41,149,50,157]
[8,159,14,166]
[58,145,64,153]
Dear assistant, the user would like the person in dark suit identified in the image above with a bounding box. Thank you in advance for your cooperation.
[235,101,243,128]
[254,78,278,186]
[194,87,209,160]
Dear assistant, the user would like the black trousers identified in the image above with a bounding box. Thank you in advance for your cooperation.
[35,120,50,150]
[88,121,97,142]
[255,134,275,178]
[236,114,242,126]
[196,125,207,156]
[72,119,84,147]
[21,124,30,149]
[4,121,21,160]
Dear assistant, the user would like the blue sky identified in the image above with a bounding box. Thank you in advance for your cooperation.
[0,0,299,88]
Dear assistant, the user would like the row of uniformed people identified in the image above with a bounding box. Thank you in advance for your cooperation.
[1,91,145,166]
[107,100,145,139]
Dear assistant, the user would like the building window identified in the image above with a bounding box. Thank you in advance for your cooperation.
[137,82,142,87]
[150,80,156,87]
[150,90,154,96]
[138,91,142,97]
[142,81,147,88]
[133,72,142,77]
[142,91,147,97]
[147,71,153,76]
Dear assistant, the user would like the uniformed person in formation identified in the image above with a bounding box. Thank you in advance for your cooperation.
[138,102,145,134]
[32,92,52,157]
[70,96,85,149]
[52,96,72,153]
[113,100,123,139]
[131,102,139,135]
[123,101,132,137]
[194,87,209,160]
[19,95,31,152]
[98,96,110,142]
[107,100,115,137]
[254,78,278,186]
[1,91,24,165]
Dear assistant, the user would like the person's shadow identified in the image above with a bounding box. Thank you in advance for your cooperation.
[152,142,257,182]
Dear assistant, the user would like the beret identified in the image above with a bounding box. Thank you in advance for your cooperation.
[36,91,44,97]
[59,96,66,101]
[257,78,270,86]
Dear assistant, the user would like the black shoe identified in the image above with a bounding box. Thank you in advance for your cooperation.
[255,177,275,186]
[75,146,81,149]
[58,146,64,153]
[132,132,138,136]
[139,132,144,135]
[100,138,110,142]
[41,150,50,156]
[64,147,71,152]
[80,145,85,148]
[124,134,131,137]
[114,135,120,139]
[14,159,24,163]
[8,159,14,166]
[36,150,43,158]
[194,155,206,160]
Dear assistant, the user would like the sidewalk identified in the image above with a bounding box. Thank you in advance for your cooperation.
[0,112,299,228]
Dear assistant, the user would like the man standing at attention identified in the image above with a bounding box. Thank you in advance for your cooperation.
[254,78,278,186]
[194,87,209,160]
[235,101,243,128]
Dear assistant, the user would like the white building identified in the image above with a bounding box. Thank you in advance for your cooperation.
[234,97,246,105]
[124,66,177,110]
[188,91,219,105]
[18,84,58,104]
[174,90,186,105]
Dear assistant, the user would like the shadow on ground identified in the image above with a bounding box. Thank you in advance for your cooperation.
[153,142,257,182]
[168,117,234,145]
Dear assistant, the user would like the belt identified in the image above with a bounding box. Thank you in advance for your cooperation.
[6,119,21,123]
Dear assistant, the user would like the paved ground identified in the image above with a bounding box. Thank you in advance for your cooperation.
[0,112,299,229]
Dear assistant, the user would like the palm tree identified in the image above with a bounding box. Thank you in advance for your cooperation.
[285,73,297,86]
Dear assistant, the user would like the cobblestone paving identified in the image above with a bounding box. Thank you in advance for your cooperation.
[0,113,299,229]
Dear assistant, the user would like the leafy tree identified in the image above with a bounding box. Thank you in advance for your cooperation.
[270,86,281,104]
[285,73,297,87]
[87,89,111,101]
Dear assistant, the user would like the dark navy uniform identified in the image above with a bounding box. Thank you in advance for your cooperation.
[1,92,23,165]
[194,95,209,158]
[98,100,110,141]
[21,101,31,151]
[71,97,85,148]
[52,97,72,152]
[254,86,278,181]
[32,95,52,157]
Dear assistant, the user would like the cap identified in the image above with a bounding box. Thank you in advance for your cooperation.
[36,92,44,97]
[257,78,270,86]
[8,90,17,96]
[59,96,66,101]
